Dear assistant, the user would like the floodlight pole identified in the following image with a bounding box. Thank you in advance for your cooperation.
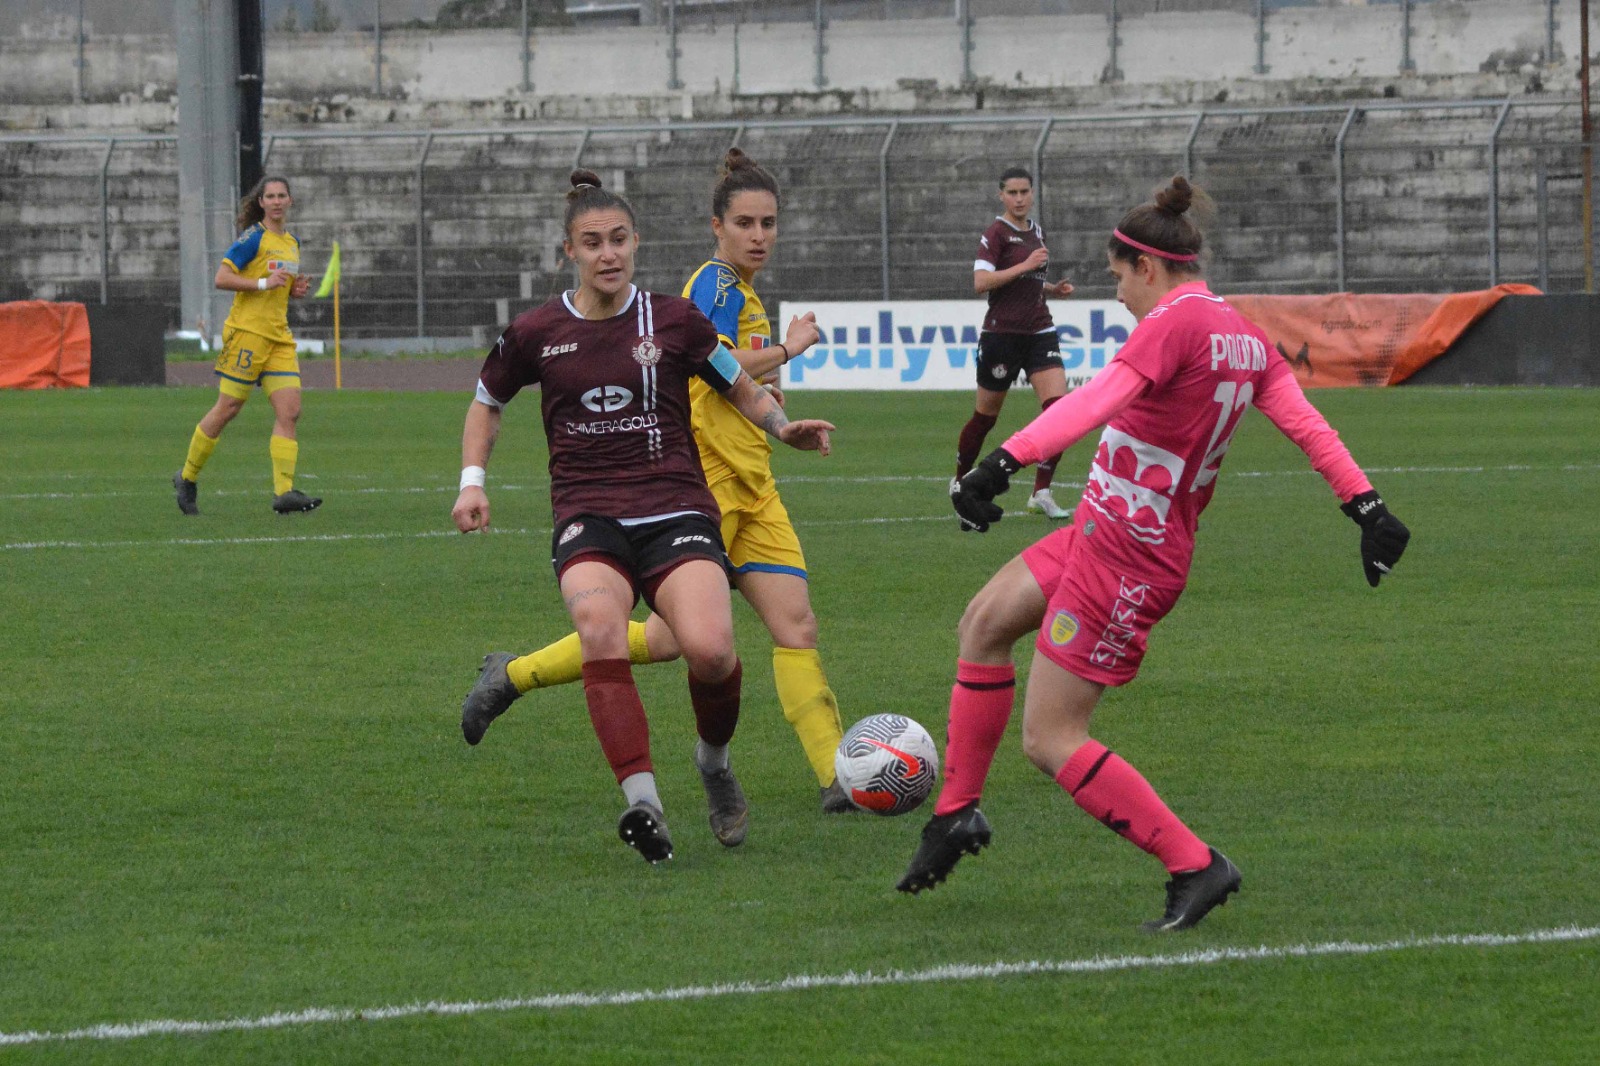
[237,0,265,193]
[1582,0,1594,292]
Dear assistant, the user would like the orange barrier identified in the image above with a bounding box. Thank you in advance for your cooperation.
[0,301,92,389]
[1224,285,1541,388]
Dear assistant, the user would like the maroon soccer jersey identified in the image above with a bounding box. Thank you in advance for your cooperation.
[974,216,1054,335]
[476,286,735,526]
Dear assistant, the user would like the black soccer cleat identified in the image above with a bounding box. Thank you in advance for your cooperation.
[272,488,323,514]
[896,803,991,894]
[461,651,521,746]
[698,764,749,847]
[173,472,199,516]
[618,801,674,864]
[1140,847,1242,933]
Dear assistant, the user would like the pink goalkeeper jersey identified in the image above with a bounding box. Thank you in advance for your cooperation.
[1022,282,1337,587]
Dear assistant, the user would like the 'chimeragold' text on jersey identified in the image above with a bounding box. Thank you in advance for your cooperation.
[221,224,300,344]
[974,216,1053,335]
[476,286,733,527]
[1072,281,1288,587]
[683,258,775,495]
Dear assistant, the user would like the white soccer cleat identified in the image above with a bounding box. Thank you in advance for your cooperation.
[1026,488,1070,519]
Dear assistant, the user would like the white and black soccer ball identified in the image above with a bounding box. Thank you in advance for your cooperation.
[834,713,939,816]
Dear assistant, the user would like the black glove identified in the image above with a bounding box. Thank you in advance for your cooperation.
[952,448,1023,533]
[1340,490,1410,587]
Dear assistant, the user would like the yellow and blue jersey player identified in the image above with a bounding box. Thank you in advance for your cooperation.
[173,175,322,516]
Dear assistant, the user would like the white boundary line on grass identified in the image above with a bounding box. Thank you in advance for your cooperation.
[3,461,1598,502]
[0,513,971,552]
[1,925,1594,1047]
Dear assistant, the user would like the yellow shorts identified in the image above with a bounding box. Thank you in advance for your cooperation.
[712,477,808,579]
[215,328,300,399]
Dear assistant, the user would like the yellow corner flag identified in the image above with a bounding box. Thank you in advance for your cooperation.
[314,240,341,298]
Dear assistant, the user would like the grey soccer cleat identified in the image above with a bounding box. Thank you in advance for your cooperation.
[272,488,323,514]
[698,764,749,847]
[820,778,857,814]
[1141,848,1242,932]
[618,801,674,864]
[173,472,199,516]
[896,803,991,894]
[461,651,521,745]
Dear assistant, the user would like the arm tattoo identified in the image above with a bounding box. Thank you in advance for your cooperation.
[736,370,789,437]
[759,402,790,437]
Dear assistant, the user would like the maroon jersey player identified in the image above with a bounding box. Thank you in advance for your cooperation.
[954,166,1077,521]
[451,170,834,866]
[902,176,1411,933]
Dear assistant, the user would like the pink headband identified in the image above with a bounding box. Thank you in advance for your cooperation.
[1112,228,1198,263]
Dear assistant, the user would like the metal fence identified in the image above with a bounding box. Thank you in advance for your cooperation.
[0,98,1593,341]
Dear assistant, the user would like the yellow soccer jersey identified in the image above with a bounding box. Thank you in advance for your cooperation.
[683,258,774,494]
[221,224,300,344]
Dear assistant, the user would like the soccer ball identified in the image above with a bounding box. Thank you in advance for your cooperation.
[833,713,940,816]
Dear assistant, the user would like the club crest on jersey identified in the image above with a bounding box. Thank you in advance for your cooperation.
[558,521,584,546]
[632,336,661,366]
[1048,609,1080,646]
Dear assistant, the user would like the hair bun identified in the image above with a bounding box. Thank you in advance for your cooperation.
[723,147,756,174]
[1154,175,1194,216]
[570,168,603,190]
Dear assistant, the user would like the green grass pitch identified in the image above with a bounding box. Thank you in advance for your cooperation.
[2,384,1597,1063]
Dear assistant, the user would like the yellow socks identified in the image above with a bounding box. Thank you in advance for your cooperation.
[182,425,219,482]
[772,646,844,786]
[268,434,298,496]
[507,620,652,694]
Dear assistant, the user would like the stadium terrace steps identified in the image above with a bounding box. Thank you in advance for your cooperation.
[0,104,1586,328]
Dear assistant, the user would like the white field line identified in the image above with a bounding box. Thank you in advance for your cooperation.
[3,461,1598,502]
[1,925,1594,1048]
[6,461,1599,552]
[0,514,974,552]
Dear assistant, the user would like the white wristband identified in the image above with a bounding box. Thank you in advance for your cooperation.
[459,466,486,491]
[257,277,268,290]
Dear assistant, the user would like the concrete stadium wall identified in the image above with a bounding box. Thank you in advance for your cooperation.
[0,0,1579,107]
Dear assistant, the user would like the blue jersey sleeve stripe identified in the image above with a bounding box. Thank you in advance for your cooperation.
[688,263,745,342]
[223,227,264,271]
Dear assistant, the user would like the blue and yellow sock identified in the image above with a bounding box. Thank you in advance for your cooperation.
[773,646,844,786]
[182,425,219,482]
[268,434,298,496]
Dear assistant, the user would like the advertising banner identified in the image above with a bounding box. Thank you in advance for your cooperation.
[777,300,1138,390]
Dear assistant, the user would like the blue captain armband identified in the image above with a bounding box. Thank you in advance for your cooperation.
[706,343,743,390]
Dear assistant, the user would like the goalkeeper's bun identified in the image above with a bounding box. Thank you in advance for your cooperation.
[1107,175,1212,271]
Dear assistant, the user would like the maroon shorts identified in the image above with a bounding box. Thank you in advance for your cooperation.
[1022,526,1184,687]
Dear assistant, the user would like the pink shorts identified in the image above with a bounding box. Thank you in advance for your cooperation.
[1022,527,1184,687]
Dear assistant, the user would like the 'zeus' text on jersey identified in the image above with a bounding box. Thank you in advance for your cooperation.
[476,286,739,527]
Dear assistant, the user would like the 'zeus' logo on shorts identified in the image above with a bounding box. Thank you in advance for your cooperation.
[580,385,633,413]
[672,535,712,547]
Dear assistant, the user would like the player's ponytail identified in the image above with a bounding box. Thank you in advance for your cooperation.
[235,175,291,232]
[1107,175,1211,274]
[564,169,638,236]
[712,148,781,219]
